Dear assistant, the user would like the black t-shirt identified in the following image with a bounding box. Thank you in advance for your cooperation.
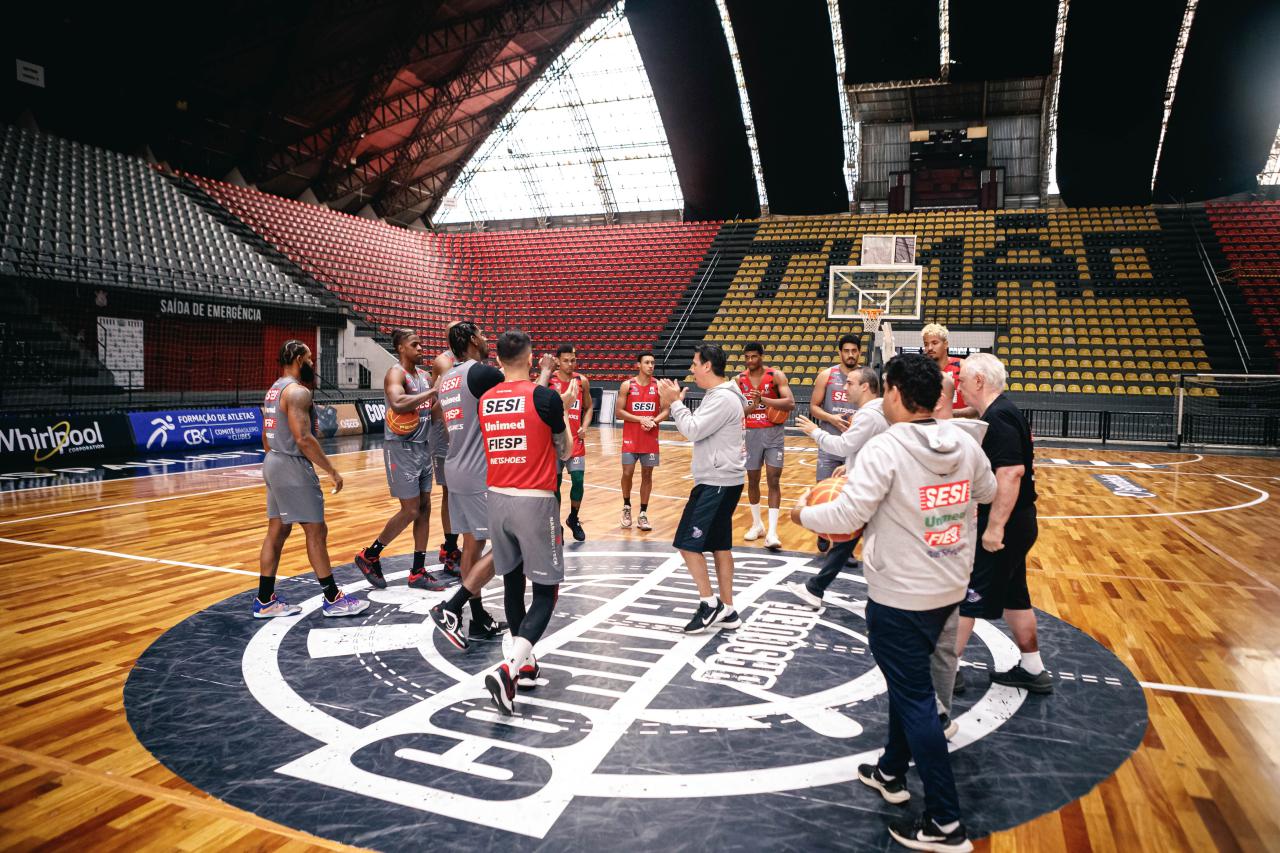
[978,394,1037,515]
[533,384,566,433]
[467,363,504,399]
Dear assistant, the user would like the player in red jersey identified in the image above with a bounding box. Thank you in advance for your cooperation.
[615,351,668,531]
[922,323,975,418]
[737,342,795,550]
[478,330,574,715]
[547,343,593,542]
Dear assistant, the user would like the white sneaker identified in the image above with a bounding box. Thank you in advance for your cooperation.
[764,531,782,550]
[785,581,823,610]
[744,524,764,541]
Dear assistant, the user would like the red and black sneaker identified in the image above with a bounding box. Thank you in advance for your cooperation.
[354,549,386,589]
[517,656,541,690]
[439,546,462,577]
[484,663,517,715]
[407,569,448,591]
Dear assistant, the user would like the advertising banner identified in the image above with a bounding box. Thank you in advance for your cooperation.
[355,399,386,433]
[316,403,364,438]
[128,408,263,451]
[0,414,134,467]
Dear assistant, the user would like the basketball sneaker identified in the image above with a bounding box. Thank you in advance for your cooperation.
[469,611,508,640]
[321,591,369,618]
[620,506,632,529]
[637,511,652,531]
[718,608,741,629]
[785,581,824,611]
[439,545,462,577]
[764,530,782,550]
[517,656,540,690]
[887,814,972,852]
[683,599,724,634]
[407,569,448,591]
[857,764,910,805]
[990,665,1054,694]
[429,603,470,650]
[567,515,586,542]
[485,663,517,716]
[744,523,764,541]
[252,594,301,619]
[354,549,386,589]
[940,713,959,740]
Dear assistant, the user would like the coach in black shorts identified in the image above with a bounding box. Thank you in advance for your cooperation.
[952,353,1051,695]
[657,343,749,635]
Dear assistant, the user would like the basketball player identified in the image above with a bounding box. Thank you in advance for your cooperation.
[615,351,666,531]
[922,323,976,418]
[255,340,367,618]
[657,344,748,633]
[547,343,592,542]
[429,321,532,648]
[430,342,461,575]
[738,342,794,550]
[480,330,574,714]
[808,333,863,551]
[354,329,443,591]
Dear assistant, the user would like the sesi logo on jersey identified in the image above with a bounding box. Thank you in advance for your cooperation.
[831,390,848,403]
[918,480,971,510]
[482,397,526,416]
[439,376,463,393]
[486,435,527,452]
[631,401,657,413]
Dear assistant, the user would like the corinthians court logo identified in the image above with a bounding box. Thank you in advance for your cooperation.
[126,543,1148,850]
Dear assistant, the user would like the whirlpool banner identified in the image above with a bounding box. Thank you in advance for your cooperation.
[127,408,263,451]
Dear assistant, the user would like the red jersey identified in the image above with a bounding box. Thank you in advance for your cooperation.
[942,356,965,407]
[549,372,586,458]
[738,368,782,429]
[479,380,557,492]
[622,377,661,454]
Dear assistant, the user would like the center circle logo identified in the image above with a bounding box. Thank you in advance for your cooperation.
[126,543,1146,850]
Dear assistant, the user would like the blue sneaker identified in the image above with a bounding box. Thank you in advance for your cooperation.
[253,594,301,619]
[321,590,369,618]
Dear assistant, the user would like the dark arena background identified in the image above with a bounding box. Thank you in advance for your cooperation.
[2,1,1280,850]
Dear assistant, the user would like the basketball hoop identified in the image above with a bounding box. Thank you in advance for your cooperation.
[858,307,884,337]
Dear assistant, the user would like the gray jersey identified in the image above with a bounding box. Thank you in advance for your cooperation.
[384,365,433,443]
[440,359,487,494]
[818,365,860,437]
[429,350,453,458]
[264,376,307,457]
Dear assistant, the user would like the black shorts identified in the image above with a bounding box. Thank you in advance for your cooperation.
[673,483,744,553]
[960,504,1038,619]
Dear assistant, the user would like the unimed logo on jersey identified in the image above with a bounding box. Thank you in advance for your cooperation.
[481,396,526,415]
[919,480,971,510]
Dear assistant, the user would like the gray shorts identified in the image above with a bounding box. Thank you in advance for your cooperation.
[488,491,564,584]
[816,451,845,482]
[264,453,324,524]
[384,441,433,499]
[449,489,489,538]
[621,451,659,468]
[559,455,586,474]
[745,425,785,471]
[433,454,447,487]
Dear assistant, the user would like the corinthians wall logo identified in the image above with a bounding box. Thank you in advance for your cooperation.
[126,543,1147,851]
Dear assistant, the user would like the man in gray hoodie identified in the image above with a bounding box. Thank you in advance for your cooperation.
[657,343,749,634]
[793,353,995,853]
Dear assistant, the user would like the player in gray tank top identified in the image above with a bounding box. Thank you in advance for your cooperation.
[430,346,460,575]
[256,339,368,619]
[804,333,863,551]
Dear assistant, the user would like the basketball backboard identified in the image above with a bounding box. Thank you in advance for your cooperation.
[828,265,922,321]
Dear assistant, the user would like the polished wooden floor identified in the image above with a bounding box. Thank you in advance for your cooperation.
[2,426,1278,851]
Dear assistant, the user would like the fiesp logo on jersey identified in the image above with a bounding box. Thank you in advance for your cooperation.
[923,524,964,547]
[918,480,971,511]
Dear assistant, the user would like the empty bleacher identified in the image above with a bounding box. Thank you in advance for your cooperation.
[0,125,325,309]
[1207,200,1280,361]
[190,173,720,381]
[697,207,1219,399]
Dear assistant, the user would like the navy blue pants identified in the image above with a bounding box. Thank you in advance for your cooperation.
[805,535,860,597]
[866,597,962,825]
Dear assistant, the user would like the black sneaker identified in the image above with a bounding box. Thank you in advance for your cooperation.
[484,663,516,715]
[429,603,469,650]
[354,549,386,589]
[953,668,967,695]
[887,814,972,852]
[407,569,448,591]
[990,664,1053,694]
[468,611,507,640]
[939,713,958,740]
[517,656,540,690]
[718,608,741,629]
[857,763,910,804]
[567,515,586,542]
[683,600,723,634]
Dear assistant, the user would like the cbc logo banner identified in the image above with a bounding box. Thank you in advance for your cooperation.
[126,544,1146,850]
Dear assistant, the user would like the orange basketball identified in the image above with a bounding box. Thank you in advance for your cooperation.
[765,404,789,425]
[385,409,421,436]
[807,476,862,542]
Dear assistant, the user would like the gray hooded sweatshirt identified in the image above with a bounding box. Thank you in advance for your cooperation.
[800,418,997,611]
[811,397,889,466]
[669,379,748,487]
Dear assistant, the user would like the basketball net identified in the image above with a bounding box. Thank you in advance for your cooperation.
[858,307,883,337]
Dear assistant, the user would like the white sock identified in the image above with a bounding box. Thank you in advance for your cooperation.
[700,595,719,608]
[750,503,762,526]
[507,636,533,673]
[767,507,779,534]
[1020,651,1044,675]
[937,820,960,833]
